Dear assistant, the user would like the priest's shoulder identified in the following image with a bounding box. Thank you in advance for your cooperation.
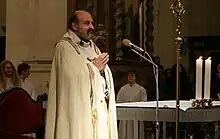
[54,37,72,48]
[54,37,80,54]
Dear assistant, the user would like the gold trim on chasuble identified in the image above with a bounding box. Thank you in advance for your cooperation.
[59,37,109,139]
[93,45,112,139]
[86,63,98,139]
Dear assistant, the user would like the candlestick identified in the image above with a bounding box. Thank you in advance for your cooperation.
[204,57,211,99]
[195,56,203,99]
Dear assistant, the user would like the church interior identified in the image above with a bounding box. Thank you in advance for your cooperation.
[1,0,220,139]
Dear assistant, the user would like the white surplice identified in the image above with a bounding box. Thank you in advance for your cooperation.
[45,30,118,139]
[117,83,147,139]
[21,79,37,100]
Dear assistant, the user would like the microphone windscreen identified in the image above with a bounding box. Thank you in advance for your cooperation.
[122,39,131,47]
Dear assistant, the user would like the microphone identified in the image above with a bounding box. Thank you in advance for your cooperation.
[122,39,144,53]
[122,39,157,67]
[122,39,160,139]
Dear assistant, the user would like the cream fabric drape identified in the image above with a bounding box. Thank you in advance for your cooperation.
[45,31,118,139]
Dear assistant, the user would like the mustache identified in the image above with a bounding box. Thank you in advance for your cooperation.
[88,29,94,34]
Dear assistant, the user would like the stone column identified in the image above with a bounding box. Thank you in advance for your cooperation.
[6,0,67,93]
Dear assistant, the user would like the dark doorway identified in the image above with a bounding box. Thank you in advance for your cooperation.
[0,25,6,62]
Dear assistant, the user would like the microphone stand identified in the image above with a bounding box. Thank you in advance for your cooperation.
[130,49,160,139]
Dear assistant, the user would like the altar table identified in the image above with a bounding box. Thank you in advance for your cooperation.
[116,100,220,139]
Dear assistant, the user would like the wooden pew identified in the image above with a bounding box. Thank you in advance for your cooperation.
[0,87,44,139]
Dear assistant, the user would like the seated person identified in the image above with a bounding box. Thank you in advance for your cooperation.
[0,60,21,93]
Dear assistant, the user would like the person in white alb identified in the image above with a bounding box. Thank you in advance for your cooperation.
[117,70,147,139]
[17,63,37,100]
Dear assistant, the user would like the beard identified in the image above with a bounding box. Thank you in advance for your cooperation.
[78,30,93,42]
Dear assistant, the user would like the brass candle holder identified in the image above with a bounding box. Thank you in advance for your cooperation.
[191,99,213,108]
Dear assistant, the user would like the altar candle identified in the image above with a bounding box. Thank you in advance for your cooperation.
[195,57,203,99]
[204,57,211,99]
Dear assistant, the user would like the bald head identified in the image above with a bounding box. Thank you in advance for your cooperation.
[68,10,92,28]
[68,10,94,41]
[75,10,90,17]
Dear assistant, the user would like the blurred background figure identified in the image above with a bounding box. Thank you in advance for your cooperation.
[117,70,147,139]
[17,63,37,100]
[0,60,20,93]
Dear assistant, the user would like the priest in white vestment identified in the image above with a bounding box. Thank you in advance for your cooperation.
[117,70,147,139]
[45,10,118,139]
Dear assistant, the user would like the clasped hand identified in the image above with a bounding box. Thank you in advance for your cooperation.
[92,53,109,71]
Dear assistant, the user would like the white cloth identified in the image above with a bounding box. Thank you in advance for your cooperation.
[117,83,147,103]
[117,83,147,139]
[79,41,109,96]
[79,41,94,58]
[21,133,36,138]
[45,30,118,139]
[21,79,37,100]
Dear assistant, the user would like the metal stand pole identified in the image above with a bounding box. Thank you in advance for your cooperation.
[170,1,185,139]
[130,49,159,139]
